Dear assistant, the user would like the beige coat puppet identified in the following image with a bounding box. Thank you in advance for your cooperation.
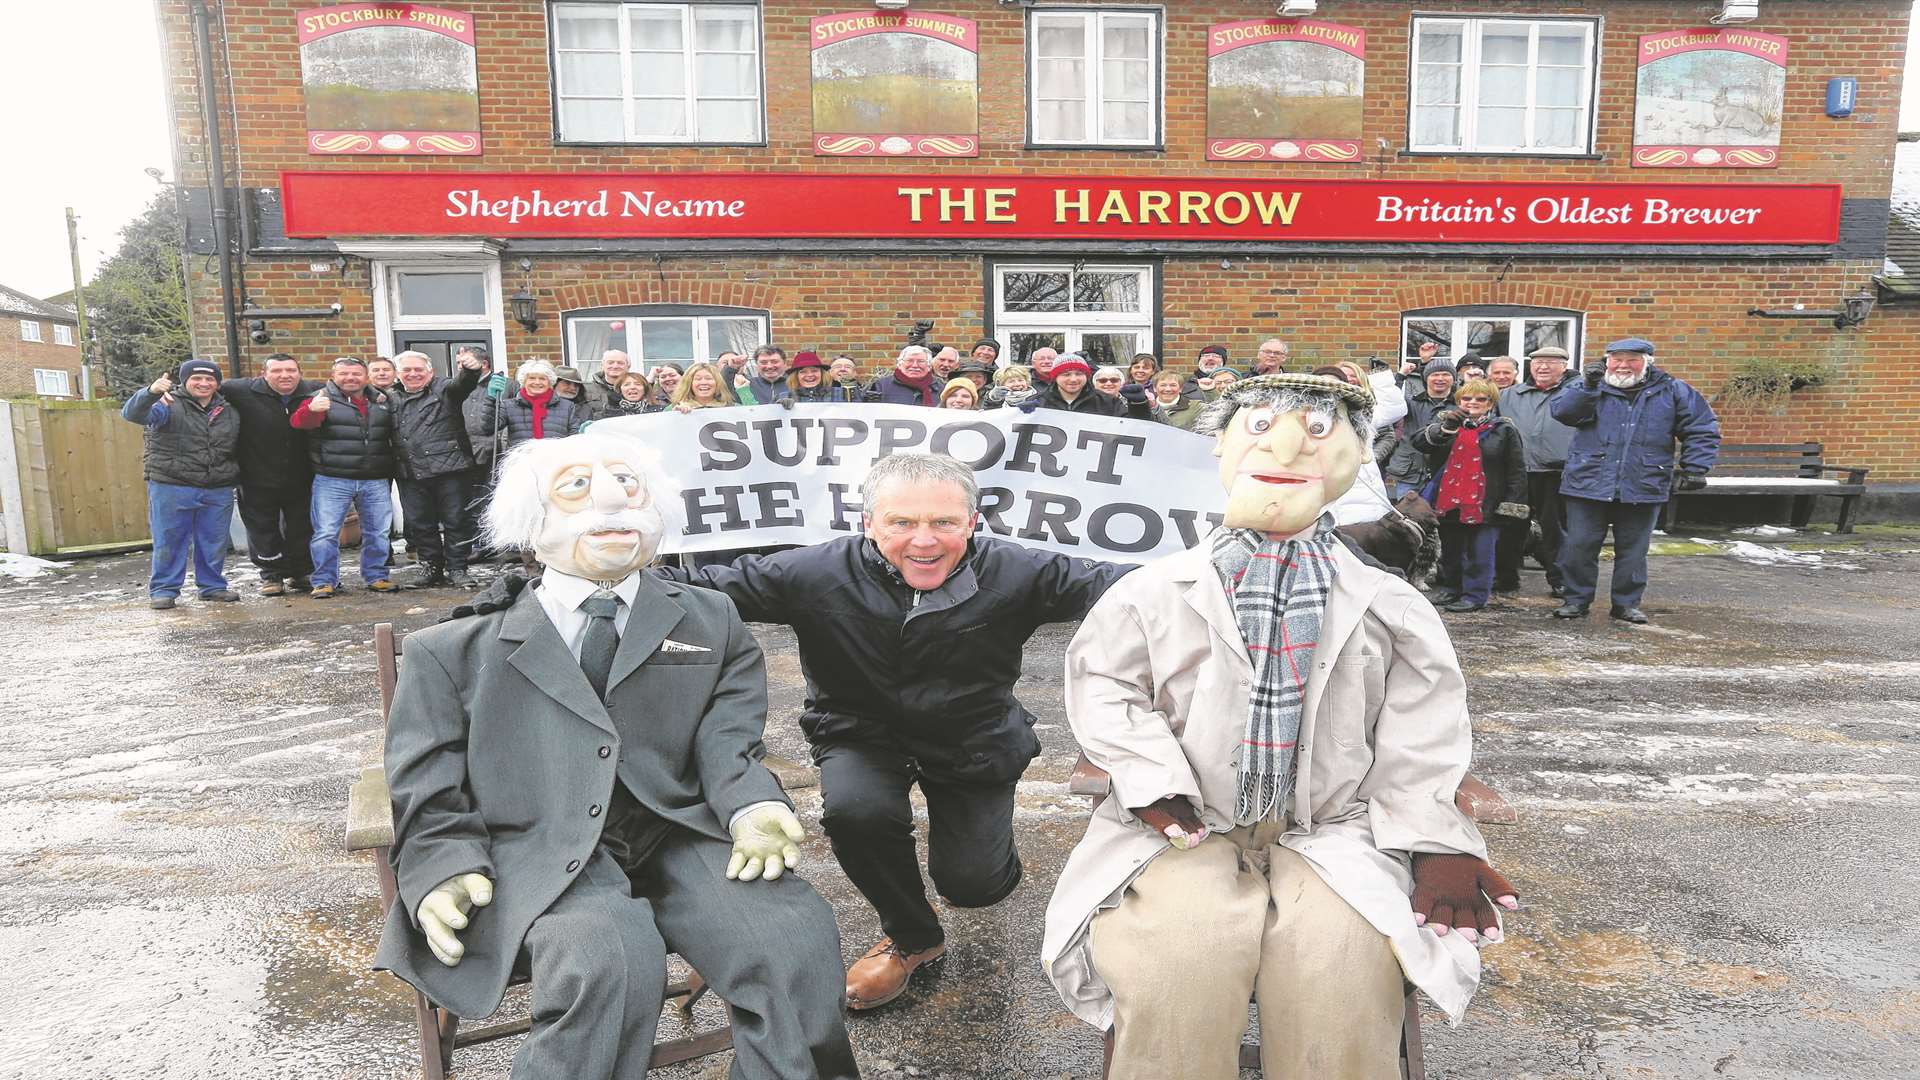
[1041,373,1518,1080]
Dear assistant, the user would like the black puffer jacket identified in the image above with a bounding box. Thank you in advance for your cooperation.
[1410,414,1529,521]
[122,387,241,488]
[219,376,320,487]
[301,384,396,480]
[1037,383,1154,420]
[390,367,483,480]
[488,391,585,448]
[659,535,1134,783]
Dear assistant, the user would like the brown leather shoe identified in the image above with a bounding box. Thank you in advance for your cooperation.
[844,937,946,1011]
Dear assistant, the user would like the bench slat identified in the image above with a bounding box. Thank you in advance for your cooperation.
[347,765,395,852]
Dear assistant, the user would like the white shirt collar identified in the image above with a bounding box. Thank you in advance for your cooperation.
[539,566,643,610]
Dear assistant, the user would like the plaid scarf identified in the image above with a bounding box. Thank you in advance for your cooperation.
[1210,517,1341,826]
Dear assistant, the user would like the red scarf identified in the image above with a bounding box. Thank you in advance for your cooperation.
[1434,422,1489,525]
[891,366,935,406]
[521,387,554,438]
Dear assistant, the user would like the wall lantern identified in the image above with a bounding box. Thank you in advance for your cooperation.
[1711,1,1759,25]
[875,0,908,9]
[510,288,539,333]
[1278,0,1317,16]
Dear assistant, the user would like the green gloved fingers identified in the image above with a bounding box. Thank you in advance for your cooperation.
[726,804,805,883]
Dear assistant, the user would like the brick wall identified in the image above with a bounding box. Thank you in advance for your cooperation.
[0,317,84,397]
[157,0,1920,481]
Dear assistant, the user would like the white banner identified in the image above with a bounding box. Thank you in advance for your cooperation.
[593,403,1227,564]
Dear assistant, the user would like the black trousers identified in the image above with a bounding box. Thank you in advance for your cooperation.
[398,469,477,572]
[235,481,314,580]
[816,741,1022,954]
[1494,470,1568,591]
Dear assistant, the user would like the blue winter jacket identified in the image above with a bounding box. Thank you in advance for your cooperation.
[1551,368,1721,504]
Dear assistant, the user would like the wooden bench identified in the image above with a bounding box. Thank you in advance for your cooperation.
[1659,442,1870,534]
[345,623,734,1080]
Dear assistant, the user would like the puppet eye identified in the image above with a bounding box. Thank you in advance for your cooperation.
[1305,410,1335,438]
[556,474,590,496]
[1242,407,1276,435]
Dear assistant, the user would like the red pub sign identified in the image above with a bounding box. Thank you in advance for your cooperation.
[280,172,1843,245]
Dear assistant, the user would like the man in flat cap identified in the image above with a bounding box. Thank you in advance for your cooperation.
[1551,338,1720,624]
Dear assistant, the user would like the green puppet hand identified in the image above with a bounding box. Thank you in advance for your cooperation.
[417,871,494,967]
[726,804,805,883]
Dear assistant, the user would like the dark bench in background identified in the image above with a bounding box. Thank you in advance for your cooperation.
[1661,441,1870,534]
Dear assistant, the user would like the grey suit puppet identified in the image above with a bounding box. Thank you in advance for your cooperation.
[374,431,858,1079]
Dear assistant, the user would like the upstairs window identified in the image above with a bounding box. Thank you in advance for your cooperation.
[1410,17,1596,154]
[53,324,75,346]
[19,320,41,342]
[1028,8,1159,147]
[552,2,763,144]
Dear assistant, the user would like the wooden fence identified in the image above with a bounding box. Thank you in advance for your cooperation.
[0,399,149,555]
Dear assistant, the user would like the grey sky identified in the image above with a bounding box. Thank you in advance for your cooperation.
[0,5,1916,300]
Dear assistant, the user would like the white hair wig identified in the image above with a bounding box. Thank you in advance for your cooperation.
[516,359,557,382]
[480,432,682,553]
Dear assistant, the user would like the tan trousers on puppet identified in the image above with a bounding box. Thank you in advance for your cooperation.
[1088,823,1406,1080]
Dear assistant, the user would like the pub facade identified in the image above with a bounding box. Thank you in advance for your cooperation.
[157,0,1920,483]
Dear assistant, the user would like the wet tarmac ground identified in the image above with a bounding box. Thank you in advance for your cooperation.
[3,536,1920,1080]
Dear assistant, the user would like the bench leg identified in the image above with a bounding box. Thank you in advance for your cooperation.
[1790,494,1814,529]
[1401,987,1426,1080]
[1836,495,1859,534]
[415,992,452,1080]
[1658,495,1677,533]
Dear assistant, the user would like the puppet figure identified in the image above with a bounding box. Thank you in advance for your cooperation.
[1041,373,1518,1080]
[375,432,858,1079]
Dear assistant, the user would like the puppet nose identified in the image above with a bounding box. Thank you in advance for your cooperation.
[588,466,629,512]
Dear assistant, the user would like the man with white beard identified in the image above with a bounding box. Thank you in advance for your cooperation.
[1550,338,1720,624]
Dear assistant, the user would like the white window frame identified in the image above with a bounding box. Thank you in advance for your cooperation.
[52,324,75,347]
[32,369,71,396]
[551,1,765,145]
[993,263,1155,361]
[358,253,508,370]
[1408,16,1598,155]
[18,320,41,343]
[1027,7,1162,148]
[564,308,770,376]
[1400,309,1584,378]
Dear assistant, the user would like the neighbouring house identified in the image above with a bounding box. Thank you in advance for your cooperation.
[0,285,83,399]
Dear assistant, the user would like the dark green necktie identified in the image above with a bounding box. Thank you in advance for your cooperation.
[579,589,621,699]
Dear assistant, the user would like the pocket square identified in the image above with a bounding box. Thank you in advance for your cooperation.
[660,639,712,654]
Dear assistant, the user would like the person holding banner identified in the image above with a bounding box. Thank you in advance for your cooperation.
[654,453,1136,1012]
[1038,354,1154,420]
[787,351,861,404]
[671,362,737,413]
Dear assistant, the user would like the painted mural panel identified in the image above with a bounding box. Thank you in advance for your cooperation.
[1206,19,1365,163]
[297,3,482,156]
[810,11,979,158]
[1633,28,1787,169]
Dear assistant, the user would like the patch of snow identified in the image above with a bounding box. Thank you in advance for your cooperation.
[0,553,71,579]
[1734,524,1797,537]
[1722,540,1824,566]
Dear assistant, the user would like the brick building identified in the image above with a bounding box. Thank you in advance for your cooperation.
[158,0,1920,482]
[0,285,84,399]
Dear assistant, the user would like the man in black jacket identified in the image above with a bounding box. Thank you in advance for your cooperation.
[391,350,486,586]
[663,454,1132,1012]
[219,354,320,595]
[1037,353,1154,420]
[121,358,243,609]
[289,356,399,598]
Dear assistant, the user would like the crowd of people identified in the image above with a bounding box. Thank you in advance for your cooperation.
[123,331,1720,622]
